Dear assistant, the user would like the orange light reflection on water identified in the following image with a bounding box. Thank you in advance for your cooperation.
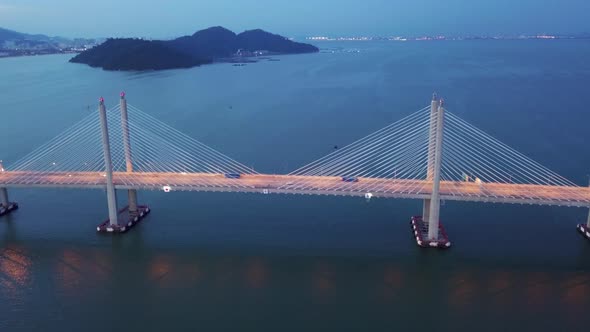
[245,258,267,289]
[0,246,32,298]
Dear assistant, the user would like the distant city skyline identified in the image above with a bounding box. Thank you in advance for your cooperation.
[1,0,589,39]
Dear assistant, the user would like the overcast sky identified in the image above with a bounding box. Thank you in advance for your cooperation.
[1,0,589,38]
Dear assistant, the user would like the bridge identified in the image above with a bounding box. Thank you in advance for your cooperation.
[1,93,589,248]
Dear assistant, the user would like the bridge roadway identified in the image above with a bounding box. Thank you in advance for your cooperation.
[1,171,589,208]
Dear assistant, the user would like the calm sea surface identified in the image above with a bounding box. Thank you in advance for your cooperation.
[1,40,590,331]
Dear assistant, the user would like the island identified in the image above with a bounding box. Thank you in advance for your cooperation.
[69,26,319,71]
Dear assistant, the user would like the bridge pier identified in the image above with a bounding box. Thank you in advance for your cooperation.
[120,92,144,216]
[422,198,431,223]
[576,179,590,241]
[411,94,450,248]
[96,94,150,233]
[576,208,590,241]
[0,161,18,217]
[96,97,121,231]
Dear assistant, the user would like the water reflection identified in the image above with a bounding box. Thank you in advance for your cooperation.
[523,272,550,309]
[55,248,113,295]
[312,262,335,298]
[56,249,84,293]
[561,274,590,307]
[148,254,176,288]
[0,246,32,298]
[245,258,267,289]
[447,270,476,309]
[379,265,404,301]
[484,270,514,309]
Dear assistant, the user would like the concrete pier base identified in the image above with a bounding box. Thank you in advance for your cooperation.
[0,202,18,217]
[411,215,451,249]
[576,224,590,241]
[96,204,151,233]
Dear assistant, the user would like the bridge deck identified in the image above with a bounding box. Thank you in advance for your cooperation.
[1,171,589,207]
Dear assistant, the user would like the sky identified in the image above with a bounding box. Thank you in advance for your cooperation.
[1,0,589,39]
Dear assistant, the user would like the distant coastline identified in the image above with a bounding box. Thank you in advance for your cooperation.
[2,28,589,61]
[306,33,590,42]
[0,27,99,59]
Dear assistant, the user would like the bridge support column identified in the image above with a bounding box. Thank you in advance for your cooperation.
[427,99,444,241]
[422,95,438,225]
[96,93,150,234]
[120,92,139,214]
[0,161,18,217]
[422,199,431,224]
[576,179,590,240]
[411,94,450,248]
[576,207,590,241]
[97,97,119,229]
[0,187,8,207]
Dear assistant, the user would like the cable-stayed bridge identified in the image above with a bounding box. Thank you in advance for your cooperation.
[1,93,589,247]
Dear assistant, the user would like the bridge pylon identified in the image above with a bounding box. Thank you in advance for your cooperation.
[95,94,150,233]
[411,94,450,248]
[0,160,19,217]
[577,180,590,240]
[422,94,439,225]
[427,96,444,241]
[97,97,119,228]
[120,92,138,214]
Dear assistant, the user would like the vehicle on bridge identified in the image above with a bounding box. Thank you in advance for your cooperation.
[342,176,359,182]
[224,173,241,179]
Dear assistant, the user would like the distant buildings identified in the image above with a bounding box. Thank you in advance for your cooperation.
[306,34,563,42]
[234,49,270,57]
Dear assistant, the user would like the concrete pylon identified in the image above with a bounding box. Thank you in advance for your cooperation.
[423,94,440,224]
[427,99,445,240]
[0,160,9,208]
[98,98,119,226]
[120,92,138,214]
[587,178,590,228]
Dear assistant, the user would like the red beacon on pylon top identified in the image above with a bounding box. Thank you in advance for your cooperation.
[120,91,126,98]
[99,97,105,103]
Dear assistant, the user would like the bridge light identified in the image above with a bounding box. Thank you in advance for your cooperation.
[162,185,171,193]
[365,192,373,201]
